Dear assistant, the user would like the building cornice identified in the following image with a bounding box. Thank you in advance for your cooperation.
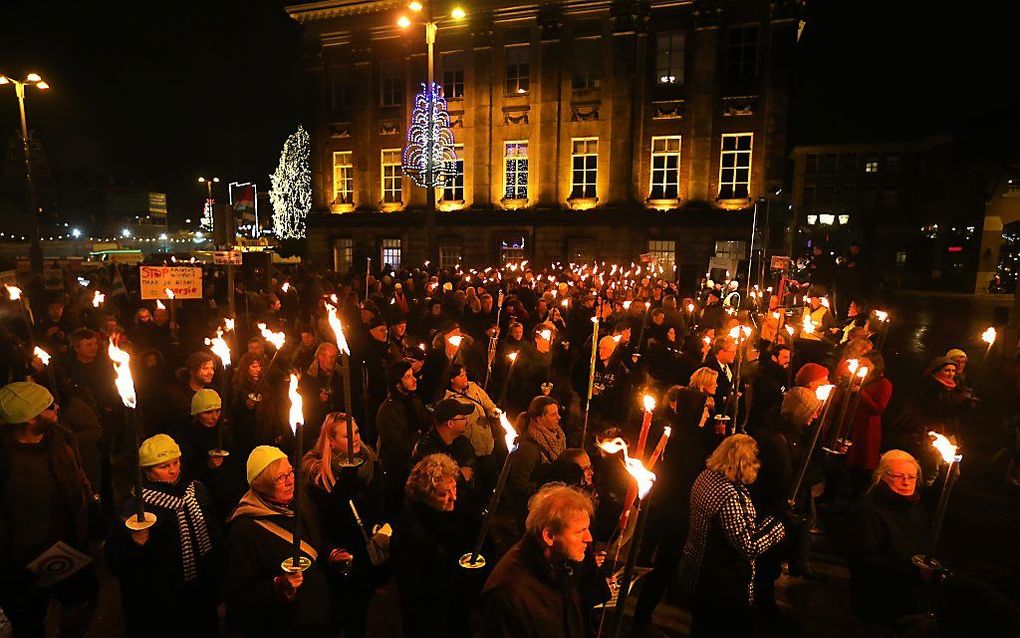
[287,0,692,23]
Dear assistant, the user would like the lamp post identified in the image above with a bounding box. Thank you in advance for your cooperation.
[1,72,49,274]
[398,1,465,264]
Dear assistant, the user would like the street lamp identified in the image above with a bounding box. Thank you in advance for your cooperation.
[397,1,465,263]
[1,71,50,274]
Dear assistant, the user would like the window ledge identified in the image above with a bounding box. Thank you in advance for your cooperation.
[645,197,681,211]
[330,202,356,214]
[438,199,466,212]
[500,197,528,210]
[567,196,599,211]
[715,196,752,211]
[379,201,404,213]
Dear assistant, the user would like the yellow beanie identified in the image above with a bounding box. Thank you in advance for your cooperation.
[0,382,54,424]
[191,389,222,416]
[139,434,182,467]
[246,445,288,485]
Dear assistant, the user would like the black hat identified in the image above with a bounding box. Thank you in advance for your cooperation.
[387,360,413,389]
[432,398,474,423]
[367,316,386,329]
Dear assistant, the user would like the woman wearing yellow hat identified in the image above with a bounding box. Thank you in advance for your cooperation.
[105,433,222,635]
[224,445,330,635]
[178,388,246,519]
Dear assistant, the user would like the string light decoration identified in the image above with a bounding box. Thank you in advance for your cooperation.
[401,82,457,188]
[269,125,312,239]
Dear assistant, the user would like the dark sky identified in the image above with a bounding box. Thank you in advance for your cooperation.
[2,1,1015,226]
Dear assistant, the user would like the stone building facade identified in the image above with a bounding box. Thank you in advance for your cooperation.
[286,0,802,289]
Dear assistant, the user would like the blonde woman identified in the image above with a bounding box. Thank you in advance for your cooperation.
[677,434,785,637]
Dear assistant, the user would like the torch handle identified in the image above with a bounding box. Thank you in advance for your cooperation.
[610,497,652,638]
[786,398,832,508]
[467,447,515,564]
[340,352,354,453]
[924,459,957,560]
[293,422,303,565]
[129,408,146,522]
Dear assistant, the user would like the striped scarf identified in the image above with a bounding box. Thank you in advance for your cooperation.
[137,482,213,582]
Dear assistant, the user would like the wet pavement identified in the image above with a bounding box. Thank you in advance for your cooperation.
[66,292,1020,637]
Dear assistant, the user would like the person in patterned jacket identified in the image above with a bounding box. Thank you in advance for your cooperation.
[677,433,785,637]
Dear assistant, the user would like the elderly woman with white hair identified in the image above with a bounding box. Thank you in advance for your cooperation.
[678,433,785,637]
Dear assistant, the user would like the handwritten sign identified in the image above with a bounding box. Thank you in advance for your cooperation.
[213,250,243,265]
[140,266,202,299]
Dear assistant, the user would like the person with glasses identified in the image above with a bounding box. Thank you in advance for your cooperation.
[224,445,330,636]
[0,381,98,636]
[412,399,477,490]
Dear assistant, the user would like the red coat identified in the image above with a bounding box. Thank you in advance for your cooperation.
[845,377,893,470]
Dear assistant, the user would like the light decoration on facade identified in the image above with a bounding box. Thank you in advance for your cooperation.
[269,125,312,239]
[402,82,457,188]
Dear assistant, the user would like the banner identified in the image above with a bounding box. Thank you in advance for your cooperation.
[139,266,202,299]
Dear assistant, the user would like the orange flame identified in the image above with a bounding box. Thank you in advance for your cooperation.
[92,290,105,308]
[642,394,656,412]
[846,358,859,375]
[687,303,695,313]
[815,383,835,402]
[785,324,795,336]
[801,315,815,334]
[623,300,632,310]
[156,299,166,310]
[597,437,657,499]
[928,431,960,463]
[108,342,137,409]
[856,366,869,380]
[281,282,290,293]
[538,329,552,342]
[164,288,175,300]
[205,329,231,368]
[5,285,22,300]
[288,374,303,434]
[873,309,888,323]
[33,346,50,366]
[448,335,464,348]
[498,411,517,452]
[981,327,996,345]
[257,323,286,350]
[223,317,235,332]
[325,304,350,355]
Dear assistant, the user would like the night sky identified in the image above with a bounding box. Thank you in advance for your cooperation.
[1,1,1015,227]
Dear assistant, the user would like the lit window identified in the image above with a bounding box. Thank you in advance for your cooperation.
[655,32,685,84]
[380,62,404,107]
[505,46,530,95]
[500,237,526,266]
[381,238,402,269]
[442,52,464,99]
[334,238,353,273]
[442,144,465,202]
[649,136,681,199]
[718,133,752,199]
[895,251,907,265]
[504,141,528,200]
[440,246,462,269]
[647,240,676,276]
[332,151,354,205]
[864,158,879,173]
[570,138,598,199]
[572,40,602,90]
[726,26,758,81]
[382,149,402,204]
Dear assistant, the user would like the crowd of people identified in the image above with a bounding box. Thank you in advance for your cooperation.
[1,249,1018,637]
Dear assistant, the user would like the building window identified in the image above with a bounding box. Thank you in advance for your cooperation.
[647,240,676,275]
[803,184,816,206]
[332,152,354,205]
[820,184,835,205]
[726,26,758,81]
[841,184,857,204]
[714,240,745,260]
[380,238,402,269]
[380,62,403,107]
[805,154,818,174]
[442,144,465,202]
[864,157,879,173]
[895,251,907,266]
[572,40,601,90]
[649,136,681,200]
[655,32,685,85]
[885,154,901,172]
[504,141,528,200]
[442,52,464,99]
[333,238,353,274]
[568,238,595,263]
[440,246,462,269]
[330,68,352,114]
[382,149,402,204]
[820,153,837,174]
[570,138,598,199]
[505,46,530,95]
[718,133,752,199]
[500,237,526,266]
[841,153,857,173]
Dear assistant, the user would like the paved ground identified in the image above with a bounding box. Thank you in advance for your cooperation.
[58,292,1020,637]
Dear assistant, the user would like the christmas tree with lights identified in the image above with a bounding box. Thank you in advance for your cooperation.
[402,82,457,188]
[270,125,312,240]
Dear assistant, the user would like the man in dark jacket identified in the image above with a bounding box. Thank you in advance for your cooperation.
[377,361,430,517]
[353,316,395,446]
[483,483,597,638]
[747,344,791,433]
[704,336,737,413]
[0,381,98,637]
[412,398,476,476]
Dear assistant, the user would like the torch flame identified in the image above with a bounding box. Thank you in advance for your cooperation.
[538,329,552,342]
[597,437,657,499]
[741,325,752,339]
[687,303,695,313]
[663,426,672,438]
[802,315,815,334]
[223,317,235,332]
[507,351,518,362]
[702,336,711,345]
[728,326,741,339]
[281,282,290,293]
[324,304,350,355]
[448,335,464,348]
[156,299,166,310]
[92,290,105,308]
[108,342,137,409]
[642,394,656,412]
[856,366,869,379]
[623,300,632,310]
[772,311,781,320]
[205,329,231,368]
[847,358,859,375]
[257,323,286,350]
[288,374,303,434]
[33,346,50,366]
[928,431,960,463]
[5,285,22,300]
[164,288,175,300]
[873,309,888,323]
[498,411,517,452]
[981,327,996,345]
[329,293,338,304]
[815,384,835,402]
[785,324,795,336]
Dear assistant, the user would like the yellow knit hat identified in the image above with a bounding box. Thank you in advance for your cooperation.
[191,389,222,416]
[139,434,182,467]
[0,382,54,424]
[246,445,288,485]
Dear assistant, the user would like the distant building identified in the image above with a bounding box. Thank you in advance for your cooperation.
[286,0,802,286]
